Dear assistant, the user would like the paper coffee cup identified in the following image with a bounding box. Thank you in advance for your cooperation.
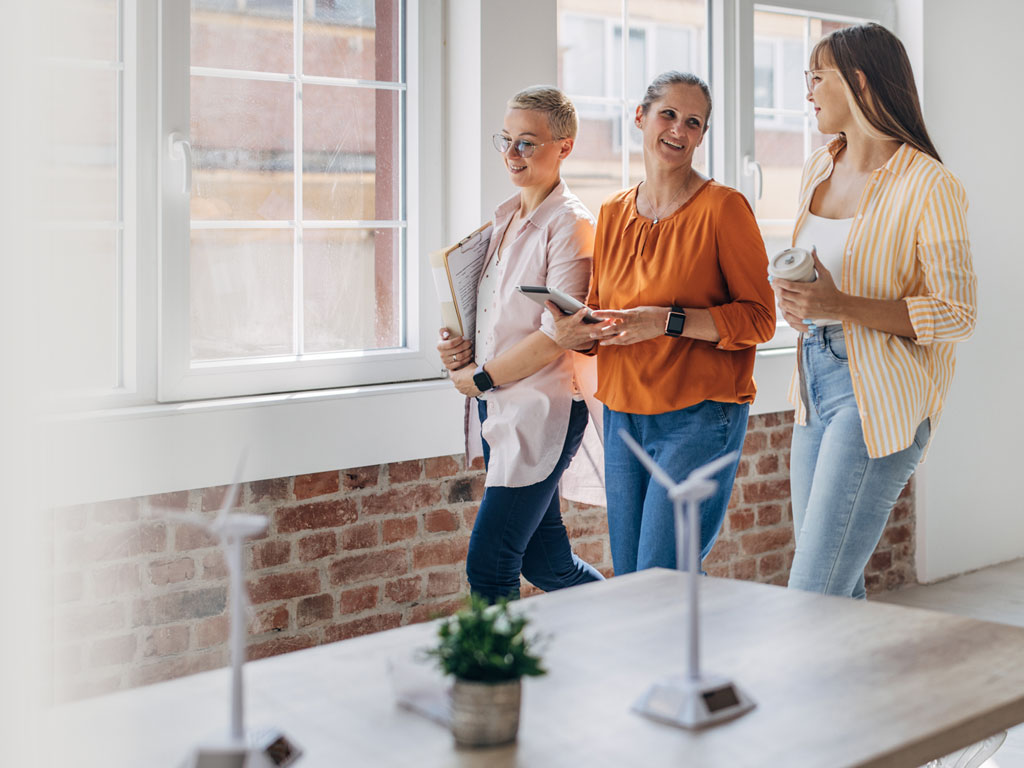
[769,247,816,282]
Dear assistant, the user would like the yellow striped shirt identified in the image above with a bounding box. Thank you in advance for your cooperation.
[787,138,977,458]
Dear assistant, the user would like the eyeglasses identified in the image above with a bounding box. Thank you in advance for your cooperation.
[804,69,837,92]
[492,133,562,158]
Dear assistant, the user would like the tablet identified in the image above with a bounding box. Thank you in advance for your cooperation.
[516,285,601,323]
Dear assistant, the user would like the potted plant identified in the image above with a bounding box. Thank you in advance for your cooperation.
[425,595,547,747]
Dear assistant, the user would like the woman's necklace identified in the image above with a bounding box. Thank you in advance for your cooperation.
[643,171,692,224]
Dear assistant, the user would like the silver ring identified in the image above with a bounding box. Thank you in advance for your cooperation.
[451,354,457,361]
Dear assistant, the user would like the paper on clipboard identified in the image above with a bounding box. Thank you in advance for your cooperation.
[429,222,493,339]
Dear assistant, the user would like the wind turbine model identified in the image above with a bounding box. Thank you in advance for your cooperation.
[618,429,756,729]
[169,461,302,768]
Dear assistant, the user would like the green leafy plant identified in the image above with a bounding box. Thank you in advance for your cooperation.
[425,595,547,683]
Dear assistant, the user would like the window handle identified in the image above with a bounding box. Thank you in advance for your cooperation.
[168,132,192,196]
[743,154,763,201]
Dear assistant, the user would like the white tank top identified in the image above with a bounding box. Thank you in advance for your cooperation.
[795,211,853,326]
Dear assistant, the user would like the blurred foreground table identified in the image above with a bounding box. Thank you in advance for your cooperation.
[51,569,1024,767]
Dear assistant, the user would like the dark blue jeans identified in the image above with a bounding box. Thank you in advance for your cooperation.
[604,401,749,574]
[467,398,605,601]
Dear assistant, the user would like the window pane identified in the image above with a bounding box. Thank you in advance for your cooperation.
[754,40,774,109]
[654,26,693,77]
[753,11,861,224]
[303,87,399,221]
[191,1,294,73]
[566,111,623,217]
[303,228,400,352]
[190,230,294,360]
[185,2,404,377]
[612,26,647,104]
[559,0,708,197]
[782,40,805,113]
[755,130,804,221]
[758,220,792,262]
[47,68,119,223]
[560,16,604,98]
[304,0,399,82]
[633,0,706,78]
[42,231,120,390]
[190,77,294,221]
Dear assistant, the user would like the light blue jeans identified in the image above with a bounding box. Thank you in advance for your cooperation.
[604,401,748,575]
[789,325,929,600]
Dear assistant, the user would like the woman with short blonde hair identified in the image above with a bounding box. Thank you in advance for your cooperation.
[437,85,603,601]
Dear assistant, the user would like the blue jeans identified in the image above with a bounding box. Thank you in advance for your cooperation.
[789,325,929,600]
[467,398,604,601]
[604,401,749,574]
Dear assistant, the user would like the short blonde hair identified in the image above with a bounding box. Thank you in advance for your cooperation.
[507,85,579,140]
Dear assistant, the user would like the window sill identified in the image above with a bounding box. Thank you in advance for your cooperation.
[44,379,467,507]
[751,345,797,415]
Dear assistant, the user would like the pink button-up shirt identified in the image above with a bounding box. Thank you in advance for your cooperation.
[468,180,597,489]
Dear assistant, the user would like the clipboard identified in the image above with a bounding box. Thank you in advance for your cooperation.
[430,222,493,339]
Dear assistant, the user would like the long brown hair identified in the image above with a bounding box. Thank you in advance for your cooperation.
[811,23,941,162]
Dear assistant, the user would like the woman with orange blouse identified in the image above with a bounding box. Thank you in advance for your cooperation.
[552,72,775,574]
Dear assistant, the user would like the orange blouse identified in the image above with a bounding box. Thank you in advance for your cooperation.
[587,180,775,415]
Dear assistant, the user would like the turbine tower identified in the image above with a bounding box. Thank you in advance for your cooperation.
[619,429,756,729]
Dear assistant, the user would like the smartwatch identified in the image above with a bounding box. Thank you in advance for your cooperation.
[473,364,496,393]
[665,306,686,337]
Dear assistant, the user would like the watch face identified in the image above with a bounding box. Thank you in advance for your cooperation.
[473,369,493,391]
[666,311,686,336]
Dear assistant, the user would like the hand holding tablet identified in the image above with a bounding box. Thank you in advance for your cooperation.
[516,285,602,324]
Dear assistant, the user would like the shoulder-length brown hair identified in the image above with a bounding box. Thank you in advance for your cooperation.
[811,23,941,162]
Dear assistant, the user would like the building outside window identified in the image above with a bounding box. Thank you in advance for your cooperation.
[160,0,419,401]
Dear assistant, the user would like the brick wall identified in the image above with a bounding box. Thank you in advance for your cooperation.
[49,411,915,703]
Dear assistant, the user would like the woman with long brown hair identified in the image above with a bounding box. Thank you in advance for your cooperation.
[776,21,978,596]
[773,25,992,764]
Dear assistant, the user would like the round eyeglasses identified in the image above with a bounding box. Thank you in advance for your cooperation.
[804,68,837,92]
[492,133,562,158]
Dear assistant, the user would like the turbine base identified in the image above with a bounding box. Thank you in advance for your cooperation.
[632,674,755,730]
[183,729,302,768]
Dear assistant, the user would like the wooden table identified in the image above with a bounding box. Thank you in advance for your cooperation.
[51,570,1024,767]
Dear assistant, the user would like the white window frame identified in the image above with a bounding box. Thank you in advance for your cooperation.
[45,1,457,508]
[41,0,158,413]
[157,0,442,402]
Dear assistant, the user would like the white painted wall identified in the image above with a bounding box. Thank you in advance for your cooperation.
[898,0,1024,581]
[445,0,559,240]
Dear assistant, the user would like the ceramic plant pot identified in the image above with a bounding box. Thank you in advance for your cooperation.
[450,678,522,747]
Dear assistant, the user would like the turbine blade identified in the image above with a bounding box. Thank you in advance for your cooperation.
[618,429,679,490]
[688,450,740,482]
